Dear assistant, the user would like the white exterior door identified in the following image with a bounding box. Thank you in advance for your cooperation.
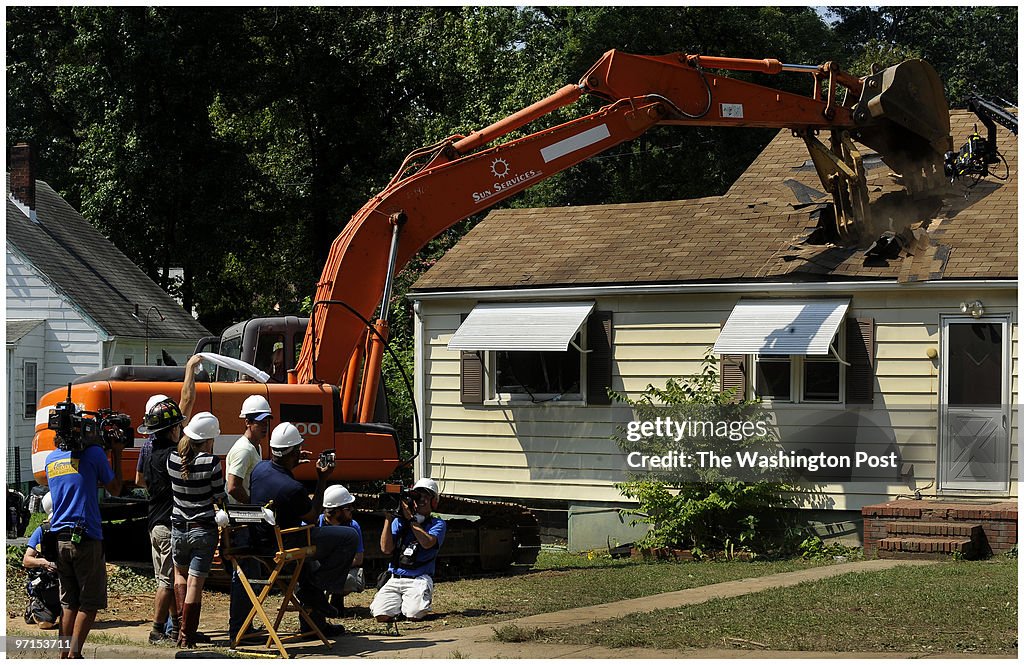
[938,315,1011,493]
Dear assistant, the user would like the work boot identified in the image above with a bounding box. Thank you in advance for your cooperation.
[148,622,168,645]
[168,615,180,643]
[329,593,345,617]
[300,610,345,638]
[178,602,202,649]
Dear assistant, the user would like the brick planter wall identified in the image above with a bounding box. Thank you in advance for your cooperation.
[862,500,1017,558]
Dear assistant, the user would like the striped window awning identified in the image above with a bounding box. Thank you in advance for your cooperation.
[447,302,595,352]
[713,298,850,355]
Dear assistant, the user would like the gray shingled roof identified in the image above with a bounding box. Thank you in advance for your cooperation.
[414,109,1016,291]
[6,177,210,340]
[6,319,43,345]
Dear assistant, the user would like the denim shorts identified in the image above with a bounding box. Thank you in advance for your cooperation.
[171,524,218,578]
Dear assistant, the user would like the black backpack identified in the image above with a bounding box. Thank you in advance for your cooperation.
[24,524,61,629]
[24,568,60,628]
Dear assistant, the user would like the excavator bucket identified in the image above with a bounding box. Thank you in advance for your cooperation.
[849,59,952,197]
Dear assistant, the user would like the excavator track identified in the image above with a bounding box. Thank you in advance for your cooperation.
[352,493,541,580]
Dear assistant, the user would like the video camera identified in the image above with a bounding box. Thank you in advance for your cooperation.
[378,482,414,517]
[47,384,133,452]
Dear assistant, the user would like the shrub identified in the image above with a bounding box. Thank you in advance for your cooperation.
[613,351,798,557]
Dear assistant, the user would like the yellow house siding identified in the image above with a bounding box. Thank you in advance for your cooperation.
[416,287,1017,508]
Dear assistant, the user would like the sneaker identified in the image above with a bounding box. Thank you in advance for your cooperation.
[148,628,169,645]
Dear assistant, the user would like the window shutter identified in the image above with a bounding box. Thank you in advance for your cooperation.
[719,321,746,403]
[845,317,875,404]
[458,312,484,404]
[586,311,613,405]
[460,351,484,404]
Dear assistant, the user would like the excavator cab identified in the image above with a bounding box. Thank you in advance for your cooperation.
[196,316,308,383]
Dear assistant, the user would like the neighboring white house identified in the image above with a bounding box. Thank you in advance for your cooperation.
[409,110,1018,550]
[6,144,210,490]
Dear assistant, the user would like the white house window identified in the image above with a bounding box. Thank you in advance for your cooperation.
[448,301,595,403]
[24,361,37,418]
[715,298,849,404]
[753,340,844,404]
[755,357,792,400]
[494,331,584,400]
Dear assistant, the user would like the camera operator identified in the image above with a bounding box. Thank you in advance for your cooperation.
[249,423,358,637]
[370,478,446,622]
[44,406,124,659]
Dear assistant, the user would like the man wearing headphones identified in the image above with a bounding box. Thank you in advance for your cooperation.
[370,478,446,622]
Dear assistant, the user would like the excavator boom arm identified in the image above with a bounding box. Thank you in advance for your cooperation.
[296,49,950,408]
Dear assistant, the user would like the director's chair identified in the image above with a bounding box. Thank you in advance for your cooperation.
[221,503,331,658]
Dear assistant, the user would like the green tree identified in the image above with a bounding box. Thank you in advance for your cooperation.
[829,6,1017,105]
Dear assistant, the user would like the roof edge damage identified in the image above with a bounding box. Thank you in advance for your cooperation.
[410,278,1017,302]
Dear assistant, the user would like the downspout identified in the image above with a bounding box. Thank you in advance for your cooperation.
[413,299,427,482]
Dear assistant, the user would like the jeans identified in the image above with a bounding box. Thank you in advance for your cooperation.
[170,524,218,578]
[305,525,359,595]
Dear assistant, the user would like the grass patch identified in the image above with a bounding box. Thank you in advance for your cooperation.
[540,558,1017,654]
[492,623,549,642]
[338,551,825,634]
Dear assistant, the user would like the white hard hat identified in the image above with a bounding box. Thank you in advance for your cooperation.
[146,394,170,414]
[269,422,303,451]
[183,411,221,441]
[239,395,272,420]
[323,485,355,509]
[41,492,52,516]
[412,478,439,497]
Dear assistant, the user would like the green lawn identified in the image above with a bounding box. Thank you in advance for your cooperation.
[528,558,1017,654]
[6,548,829,637]
[341,551,825,633]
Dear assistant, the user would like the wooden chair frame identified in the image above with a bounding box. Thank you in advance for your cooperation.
[221,506,331,658]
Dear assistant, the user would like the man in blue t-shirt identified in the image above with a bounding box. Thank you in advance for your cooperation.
[45,430,124,658]
[319,485,365,612]
[370,478,446,622]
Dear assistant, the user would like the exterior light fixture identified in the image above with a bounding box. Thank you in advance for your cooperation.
[959,300,984,318]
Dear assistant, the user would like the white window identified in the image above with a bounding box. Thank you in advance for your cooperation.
[753,326,844,403]
[715,298,849,404]
[23,361,37,418]
[448,301,595,404]
[492,329,586,402]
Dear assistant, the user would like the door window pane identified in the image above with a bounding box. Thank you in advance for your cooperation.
[947,323,1002,406]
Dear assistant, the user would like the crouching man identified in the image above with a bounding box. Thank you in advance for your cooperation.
[370,478,446,622]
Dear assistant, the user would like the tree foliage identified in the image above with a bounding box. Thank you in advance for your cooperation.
[7,6,1016,448]
[612,353,797,556]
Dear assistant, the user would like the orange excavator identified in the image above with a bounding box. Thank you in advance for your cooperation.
[31,50,951,572]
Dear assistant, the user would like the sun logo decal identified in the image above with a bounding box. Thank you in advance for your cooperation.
[490,158,510,178]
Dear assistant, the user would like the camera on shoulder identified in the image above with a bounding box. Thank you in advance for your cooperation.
[47,384,132,452]
[377,482,413,517]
